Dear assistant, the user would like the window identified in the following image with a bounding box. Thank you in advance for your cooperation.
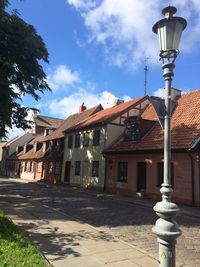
[54,162,61,175]
[157,162,174,188]
[83,132,89,147]
[92,161,99,177]
[37,162,42,173]
[75,161,81,176]
[93,129,100,146]
[68,135,73,148]
[75,134,81,148]
[118,162,128,182]
[124,117,141,142]
[30,162,33,172]
[48,162,54,174]
[24,162,27,172]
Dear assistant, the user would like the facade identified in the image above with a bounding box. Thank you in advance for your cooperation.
[0,140,7,175]
[104,90,200,206]
[9,105,103,183]
[61,96,150,189]
[41,104,103,184]
[2,133,34,176]
[6,114,65,179]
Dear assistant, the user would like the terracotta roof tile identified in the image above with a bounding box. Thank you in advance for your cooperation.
[43,104,103,141]
[106,90,200,152]
[66,96,148,132]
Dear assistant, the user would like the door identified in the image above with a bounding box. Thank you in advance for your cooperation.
[137,162,147,192]
[81,161,89,186]
[64,161,71,182]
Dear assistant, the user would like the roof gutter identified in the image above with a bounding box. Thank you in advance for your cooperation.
[103,148,189,155]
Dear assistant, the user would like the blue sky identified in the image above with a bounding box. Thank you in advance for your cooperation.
[7,0,200,138]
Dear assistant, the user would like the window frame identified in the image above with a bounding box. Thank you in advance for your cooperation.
[93,129,100,146]
[75,134,81,148]
[92,161,99,177]
[118,162,128,183]
[83,132,89,147]
[37,162,42,173]
[54,162,61,175]
[68,135,73,149]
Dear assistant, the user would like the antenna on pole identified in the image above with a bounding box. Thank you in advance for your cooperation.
[144,57,149,96]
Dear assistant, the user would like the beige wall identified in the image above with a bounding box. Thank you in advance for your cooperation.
[61,127,106,188]
[61,120,128,188]
[106,152,200,206]
[20,161,35,180]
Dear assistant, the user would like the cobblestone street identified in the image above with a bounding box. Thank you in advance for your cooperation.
[0,178,200,266]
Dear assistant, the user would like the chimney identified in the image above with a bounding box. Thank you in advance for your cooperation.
[171,88,181,101]
[79,102,87,113]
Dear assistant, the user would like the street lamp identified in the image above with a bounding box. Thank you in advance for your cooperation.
[152,6,187,267]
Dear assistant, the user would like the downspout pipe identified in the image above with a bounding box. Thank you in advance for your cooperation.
[188,152,195,206]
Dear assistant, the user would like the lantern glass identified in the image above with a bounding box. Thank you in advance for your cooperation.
[152,6,187,60]
[157,19,185,58]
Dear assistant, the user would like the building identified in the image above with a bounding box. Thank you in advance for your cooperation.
[0,140,7,175]
[6,114,65,178]
[104,90,200,206]
[2,133,34,176]
[10,104,103,183]
[61,96,149,189]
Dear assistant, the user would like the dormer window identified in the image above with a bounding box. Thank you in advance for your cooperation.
[124,116,141,142]
[83,132,89,147]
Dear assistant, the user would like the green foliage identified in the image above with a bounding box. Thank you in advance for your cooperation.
[0,0,50,138]
[0,210,48,267]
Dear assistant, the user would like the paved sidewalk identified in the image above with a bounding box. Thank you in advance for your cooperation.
[0,193,158,267]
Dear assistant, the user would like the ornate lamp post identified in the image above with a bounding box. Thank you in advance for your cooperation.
[152,6,187,267]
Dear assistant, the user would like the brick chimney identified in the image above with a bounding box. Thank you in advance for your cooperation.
[79,102,86,113]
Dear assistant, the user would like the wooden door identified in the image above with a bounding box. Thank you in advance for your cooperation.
[137,162,147,192]
[64,161,71,182]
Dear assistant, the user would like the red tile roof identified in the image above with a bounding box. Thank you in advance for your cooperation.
[10,105,103,161]
[43,104,103,141]
[65,96,148,133]
[105,90,200,153]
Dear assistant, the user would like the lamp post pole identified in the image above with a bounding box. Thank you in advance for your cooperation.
[152,6,187,267]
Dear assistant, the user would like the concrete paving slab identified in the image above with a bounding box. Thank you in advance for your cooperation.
[0,192,158,267]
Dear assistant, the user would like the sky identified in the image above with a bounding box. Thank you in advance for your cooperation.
[7,0,200,138]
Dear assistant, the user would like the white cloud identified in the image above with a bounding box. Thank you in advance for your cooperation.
[47,65,80,91]
[6,109,35,140]
[153,88,164,99]
[67,0,200,69]
[48,88,130,117]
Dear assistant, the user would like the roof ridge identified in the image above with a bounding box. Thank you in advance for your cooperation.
[181,89,200,96]
[37,115,64,121]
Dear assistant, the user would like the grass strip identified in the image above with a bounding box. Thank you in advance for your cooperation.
[0,210,48,267]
